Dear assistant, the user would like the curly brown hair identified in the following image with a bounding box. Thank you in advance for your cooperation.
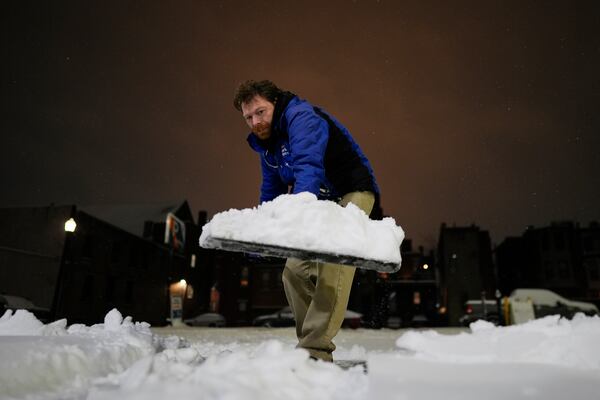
[233,80,283,111]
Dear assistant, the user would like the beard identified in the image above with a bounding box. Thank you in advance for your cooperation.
[252,122,272,139]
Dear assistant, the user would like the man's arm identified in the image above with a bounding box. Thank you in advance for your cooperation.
[259,155,288,203]
[287,110,329,196]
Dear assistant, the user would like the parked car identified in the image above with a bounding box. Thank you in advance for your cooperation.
[386,316,402,329]
[0,294,51,322]
[252,307,294,327]
[343,309,363,329]
[184,313,226,327]
[459,299,500,326]
[410,313,432,328]
[510,288,599,319]
[253,307,363,329]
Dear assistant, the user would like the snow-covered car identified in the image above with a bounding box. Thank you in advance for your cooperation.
[510,288,599,318]
[343,309,363,329]
[459,299,500,326]
[183,313,226,327]
[0,294,51,322]
[252,307,294,327]
[253,307,362,329]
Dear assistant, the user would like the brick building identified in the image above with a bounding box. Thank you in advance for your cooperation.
[437,224,495,326]
[496,221,600,306]
[0,202,201,325]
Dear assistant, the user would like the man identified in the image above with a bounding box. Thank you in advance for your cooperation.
[234,80,381,362]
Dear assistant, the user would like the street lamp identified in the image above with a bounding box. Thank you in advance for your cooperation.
[64,218,77,232]
[54,214,76,320]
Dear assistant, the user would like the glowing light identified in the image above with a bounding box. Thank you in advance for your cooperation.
[179,279,187,286]
[423,264,429,270]
[413,291,421,305]
[64,218,77,232]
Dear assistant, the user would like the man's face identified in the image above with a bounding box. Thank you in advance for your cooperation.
[241,95,275,140]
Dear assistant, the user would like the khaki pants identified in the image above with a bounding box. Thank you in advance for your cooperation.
[282,191,375,361]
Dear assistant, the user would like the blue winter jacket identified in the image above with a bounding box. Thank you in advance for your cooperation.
[247,92,379,206]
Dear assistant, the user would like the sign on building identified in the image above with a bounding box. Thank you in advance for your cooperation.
[164,212,186,252]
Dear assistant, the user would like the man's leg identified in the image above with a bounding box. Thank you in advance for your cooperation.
[282,257,316,340]
[296,191,375,361]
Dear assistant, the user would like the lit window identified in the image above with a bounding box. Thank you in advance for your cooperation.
[413,291,421,305]
[240,266,249,287]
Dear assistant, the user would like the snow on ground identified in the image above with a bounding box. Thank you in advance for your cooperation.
[199,192,404,264]
[0,309,176,400]
[371,314,600,399]
[1,309,600,400]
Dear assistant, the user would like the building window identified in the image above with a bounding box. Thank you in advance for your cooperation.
[240,266,249,287]
[260,269,271,292]
[449,254,458,274]
[413,291,421,305]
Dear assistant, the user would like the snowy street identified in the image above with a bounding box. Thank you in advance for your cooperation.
[1,309,600,400]
[150,324,466,358]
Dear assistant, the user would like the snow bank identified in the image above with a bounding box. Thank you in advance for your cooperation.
[0,309,167,400]
[369,355,599,400]
[200,192,404,264]
[88,340,367,400]
[0,310,367,400]
[369,314,600,400]
[394,313,600,369]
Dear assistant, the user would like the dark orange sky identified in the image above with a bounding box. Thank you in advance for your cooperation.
[3,1,600,248]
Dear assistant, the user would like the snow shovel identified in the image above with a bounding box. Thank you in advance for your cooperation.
[201,236,402,273]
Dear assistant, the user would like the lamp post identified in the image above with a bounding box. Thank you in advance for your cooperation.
[52,212,77,320]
